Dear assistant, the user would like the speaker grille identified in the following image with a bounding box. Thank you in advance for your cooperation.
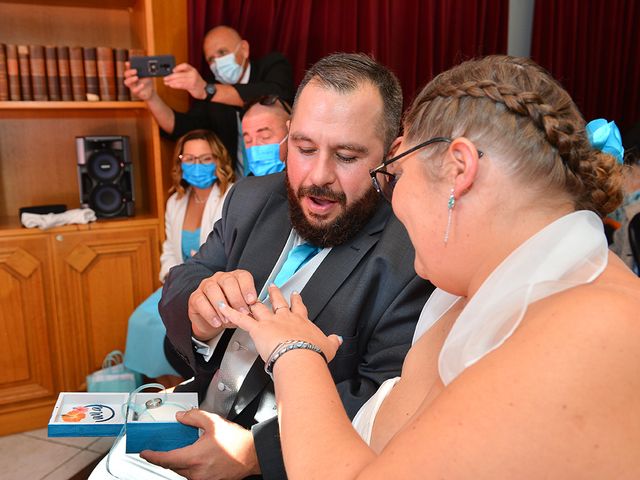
[76,136,134,218]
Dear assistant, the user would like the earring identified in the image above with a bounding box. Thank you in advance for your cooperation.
[444,188,455,245]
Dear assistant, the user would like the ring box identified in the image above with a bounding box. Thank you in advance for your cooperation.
[48,392,199,453]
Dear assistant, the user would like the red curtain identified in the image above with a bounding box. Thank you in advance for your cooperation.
[188,0,509,107]
[531,0,640,131]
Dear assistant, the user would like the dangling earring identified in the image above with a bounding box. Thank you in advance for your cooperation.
[444,188,455,245]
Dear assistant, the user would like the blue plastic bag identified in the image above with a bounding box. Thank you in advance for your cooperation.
[86,350,142,393]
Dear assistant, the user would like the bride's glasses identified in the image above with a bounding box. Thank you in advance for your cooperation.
[370,137,483,202]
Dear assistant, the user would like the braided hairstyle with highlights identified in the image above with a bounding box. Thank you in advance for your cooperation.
[404,55,623,217]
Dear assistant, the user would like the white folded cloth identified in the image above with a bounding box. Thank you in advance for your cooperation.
[21,208,97,230]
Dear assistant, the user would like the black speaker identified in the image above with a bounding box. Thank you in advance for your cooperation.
[76,135,135,218]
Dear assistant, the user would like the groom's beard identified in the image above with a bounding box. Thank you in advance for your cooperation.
[285,175,380,248]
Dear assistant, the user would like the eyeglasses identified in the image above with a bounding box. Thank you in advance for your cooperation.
[243,94,292,116]
[179,153,216,165]
[369,137,484,202]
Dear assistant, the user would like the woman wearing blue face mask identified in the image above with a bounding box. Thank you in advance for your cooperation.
[123,129,235,386]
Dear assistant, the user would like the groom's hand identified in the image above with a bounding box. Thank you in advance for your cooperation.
[189,269,258,341]
[140,409,260,480]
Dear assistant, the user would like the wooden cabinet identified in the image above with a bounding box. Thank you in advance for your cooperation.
[0,0,188,435]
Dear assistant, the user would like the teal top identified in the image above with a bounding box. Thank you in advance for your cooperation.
[181,228,201,261]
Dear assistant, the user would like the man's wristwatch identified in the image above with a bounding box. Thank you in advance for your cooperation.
[204,83,217,102]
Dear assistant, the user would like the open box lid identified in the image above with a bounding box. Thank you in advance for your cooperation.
[47,391,199,439]
[48,392,128,437]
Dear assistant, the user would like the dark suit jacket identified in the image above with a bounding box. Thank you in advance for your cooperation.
[169,52,294,167]
[160,172,433,479]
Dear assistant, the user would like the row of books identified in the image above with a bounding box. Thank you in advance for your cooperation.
[0,44,145,102]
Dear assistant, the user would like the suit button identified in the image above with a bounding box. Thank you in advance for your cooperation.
[217,382,228,392]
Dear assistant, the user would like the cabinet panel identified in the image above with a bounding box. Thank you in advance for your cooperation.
[0,236,58,416]
[51,225,159,390]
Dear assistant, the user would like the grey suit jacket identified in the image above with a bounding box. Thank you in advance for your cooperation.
[160,172,433,479]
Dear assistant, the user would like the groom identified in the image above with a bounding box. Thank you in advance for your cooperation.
[150,53,433,479]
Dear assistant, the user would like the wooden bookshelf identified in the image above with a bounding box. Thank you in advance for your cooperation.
[0,0,188,435]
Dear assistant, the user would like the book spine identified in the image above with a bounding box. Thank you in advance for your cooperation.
[128,48,145,101]
[44,45,60,101]
[6,44,20,100]
[29,45,48,101]
[96,46,116,101]
[57,46,73,101]
[17,45,32,101]
[69,46,86,101]
[114,48,130,101]
[0,44,8,101]
[83,47,99,101]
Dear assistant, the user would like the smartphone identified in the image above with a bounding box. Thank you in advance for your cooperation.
[130,55,176,77]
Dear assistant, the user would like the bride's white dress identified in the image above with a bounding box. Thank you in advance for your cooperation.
[353,210,609,444]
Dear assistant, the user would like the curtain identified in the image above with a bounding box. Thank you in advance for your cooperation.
[188,0,509,107]
[531,0,640,131]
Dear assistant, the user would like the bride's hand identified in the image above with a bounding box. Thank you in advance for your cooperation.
[218,284,342,363]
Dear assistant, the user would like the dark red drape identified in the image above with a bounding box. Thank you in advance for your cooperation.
[531,0,640,131]
[188,0,508,108]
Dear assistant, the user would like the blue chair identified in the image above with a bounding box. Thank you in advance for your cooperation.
[629,212,640,276]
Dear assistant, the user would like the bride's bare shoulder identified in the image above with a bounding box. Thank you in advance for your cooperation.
[526,253,640,341]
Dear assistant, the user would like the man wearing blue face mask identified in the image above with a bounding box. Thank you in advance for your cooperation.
[124,25,294,177]
[241,95,291,176]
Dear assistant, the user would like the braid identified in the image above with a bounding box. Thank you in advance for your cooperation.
[405,55,623,216]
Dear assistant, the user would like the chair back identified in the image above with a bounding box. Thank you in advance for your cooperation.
[629,212,640,275]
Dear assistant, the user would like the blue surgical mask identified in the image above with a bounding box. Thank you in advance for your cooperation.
[246,137,286,176]
[210,44,244,84]
[182,163,217,189]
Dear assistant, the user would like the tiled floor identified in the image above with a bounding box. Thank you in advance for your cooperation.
[0,428,113,480]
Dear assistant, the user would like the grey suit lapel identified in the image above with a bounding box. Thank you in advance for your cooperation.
[302,201,390,322]
[237,186,290,290]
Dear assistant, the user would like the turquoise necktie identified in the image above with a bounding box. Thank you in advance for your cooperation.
[273,242,321,288]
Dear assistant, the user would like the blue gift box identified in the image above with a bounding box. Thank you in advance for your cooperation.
[48,392,199,453]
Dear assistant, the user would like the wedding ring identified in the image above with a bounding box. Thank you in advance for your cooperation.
[273,305,288,313]
[145,398,163,409]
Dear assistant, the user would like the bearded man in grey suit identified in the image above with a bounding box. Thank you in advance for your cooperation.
[143,53,433,480]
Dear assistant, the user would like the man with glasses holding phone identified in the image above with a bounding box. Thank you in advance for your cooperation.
[124,25,294,177]
[96,53,432,480]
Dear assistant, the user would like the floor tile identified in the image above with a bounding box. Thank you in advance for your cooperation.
[87,436,116,454]
[0,434,80,480]
[42,450,101,480]
[23,427,101,449]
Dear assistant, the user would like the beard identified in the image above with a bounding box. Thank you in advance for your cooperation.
[286,175,381,248]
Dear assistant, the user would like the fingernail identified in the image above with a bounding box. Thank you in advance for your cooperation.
[246,293,256,303]
[337,335,343,345]
[239,307,249,314]
[211,316,221,327]
[176,411,185,418]
[269,283,276,288]
[292,290,299,296]
[217,301,227,310]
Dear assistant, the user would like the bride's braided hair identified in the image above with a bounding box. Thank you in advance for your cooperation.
[404,55,622,216]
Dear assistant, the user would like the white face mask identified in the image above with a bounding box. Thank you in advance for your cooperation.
[209,43,244,84]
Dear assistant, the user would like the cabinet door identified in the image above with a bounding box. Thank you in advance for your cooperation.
[52,225,159,390]
[0,235,59,434]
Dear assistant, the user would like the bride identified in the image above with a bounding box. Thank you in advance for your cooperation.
[219,55,640,478]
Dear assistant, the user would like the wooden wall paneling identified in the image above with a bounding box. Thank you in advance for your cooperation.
[51,226,158,390]
[0,235,61,435]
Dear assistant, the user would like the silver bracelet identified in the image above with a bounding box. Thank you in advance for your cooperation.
[264,340,327,378]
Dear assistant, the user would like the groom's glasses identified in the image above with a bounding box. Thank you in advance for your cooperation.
[370,137,483,202]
